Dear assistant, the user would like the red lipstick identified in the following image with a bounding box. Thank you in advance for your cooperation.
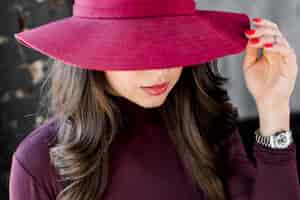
[141,82,169,96]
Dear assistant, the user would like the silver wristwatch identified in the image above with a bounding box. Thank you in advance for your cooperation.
[254,128,294,149]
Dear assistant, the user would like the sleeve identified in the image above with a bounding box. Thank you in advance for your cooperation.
[9,153,53,200]
[221,127,300,200]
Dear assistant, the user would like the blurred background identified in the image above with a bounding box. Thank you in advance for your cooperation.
[0,0,299,199]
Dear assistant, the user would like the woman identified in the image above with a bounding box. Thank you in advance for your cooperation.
[10,0,298,200]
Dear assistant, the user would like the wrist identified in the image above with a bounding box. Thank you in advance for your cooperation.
[256,102,290,136]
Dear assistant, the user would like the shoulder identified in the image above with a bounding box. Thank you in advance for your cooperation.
[13,116,59,163]
[12,116,62,191]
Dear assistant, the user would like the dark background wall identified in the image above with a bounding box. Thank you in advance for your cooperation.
[0,0,299,200]
[0,1,72,199]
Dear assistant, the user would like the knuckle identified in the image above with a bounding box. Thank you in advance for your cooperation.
[290,49,297,60]
[289,47,295,54]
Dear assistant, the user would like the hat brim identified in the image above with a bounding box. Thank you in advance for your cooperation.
[14,10,250,71]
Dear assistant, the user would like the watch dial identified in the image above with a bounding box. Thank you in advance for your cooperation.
[275,134,288,148]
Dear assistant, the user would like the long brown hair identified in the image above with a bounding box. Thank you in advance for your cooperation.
[38,58,239,200]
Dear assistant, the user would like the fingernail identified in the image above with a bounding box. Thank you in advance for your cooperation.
[245,29,256,35]
[250,38,260,44]
[264,43,273,48]
[252,17,262,23]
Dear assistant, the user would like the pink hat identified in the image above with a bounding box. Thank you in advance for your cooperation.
[14,0,250,71]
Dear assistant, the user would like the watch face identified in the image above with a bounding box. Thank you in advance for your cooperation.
[274,133,289,148]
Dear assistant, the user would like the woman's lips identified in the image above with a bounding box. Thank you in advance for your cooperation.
[141,82,169,96]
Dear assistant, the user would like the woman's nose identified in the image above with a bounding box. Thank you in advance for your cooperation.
[147,68,170,75]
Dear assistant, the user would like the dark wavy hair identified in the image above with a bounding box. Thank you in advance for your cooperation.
[37,58,239,200]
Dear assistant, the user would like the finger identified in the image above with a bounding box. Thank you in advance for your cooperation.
[245,26,282,39]
[280,36,291,48]
[245,26,291,49]
[264,43,297,60]
[247,35,288,48]
[246,35,294,67]
[264,44,298,79]
[243,40,259,69]
[251,17,279,30]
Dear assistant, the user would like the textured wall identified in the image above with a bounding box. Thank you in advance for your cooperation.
[0,1,71,199]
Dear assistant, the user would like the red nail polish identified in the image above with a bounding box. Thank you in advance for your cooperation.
[252,17,262,23]
[250,38,260,44]
[264,43,273,48]
[245,29,256,35]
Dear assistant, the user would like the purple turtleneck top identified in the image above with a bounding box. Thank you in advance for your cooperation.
[9,96,300,200]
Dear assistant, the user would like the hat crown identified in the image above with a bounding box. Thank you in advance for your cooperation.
[73,0,196,18]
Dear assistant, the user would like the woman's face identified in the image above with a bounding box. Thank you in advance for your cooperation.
[104,66,183,108]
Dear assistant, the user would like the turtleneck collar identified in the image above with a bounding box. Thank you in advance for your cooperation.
[112,96,162,125]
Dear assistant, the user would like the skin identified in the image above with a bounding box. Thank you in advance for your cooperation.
[105,17,298,137]
[243,17,297,136]
[104,66,183,108]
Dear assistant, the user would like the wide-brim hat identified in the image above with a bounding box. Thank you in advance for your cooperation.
[14,0,250,71]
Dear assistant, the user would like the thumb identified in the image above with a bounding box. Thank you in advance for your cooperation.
[243,40,259,71]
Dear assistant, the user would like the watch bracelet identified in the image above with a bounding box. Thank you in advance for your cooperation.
[254,128,293,149]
